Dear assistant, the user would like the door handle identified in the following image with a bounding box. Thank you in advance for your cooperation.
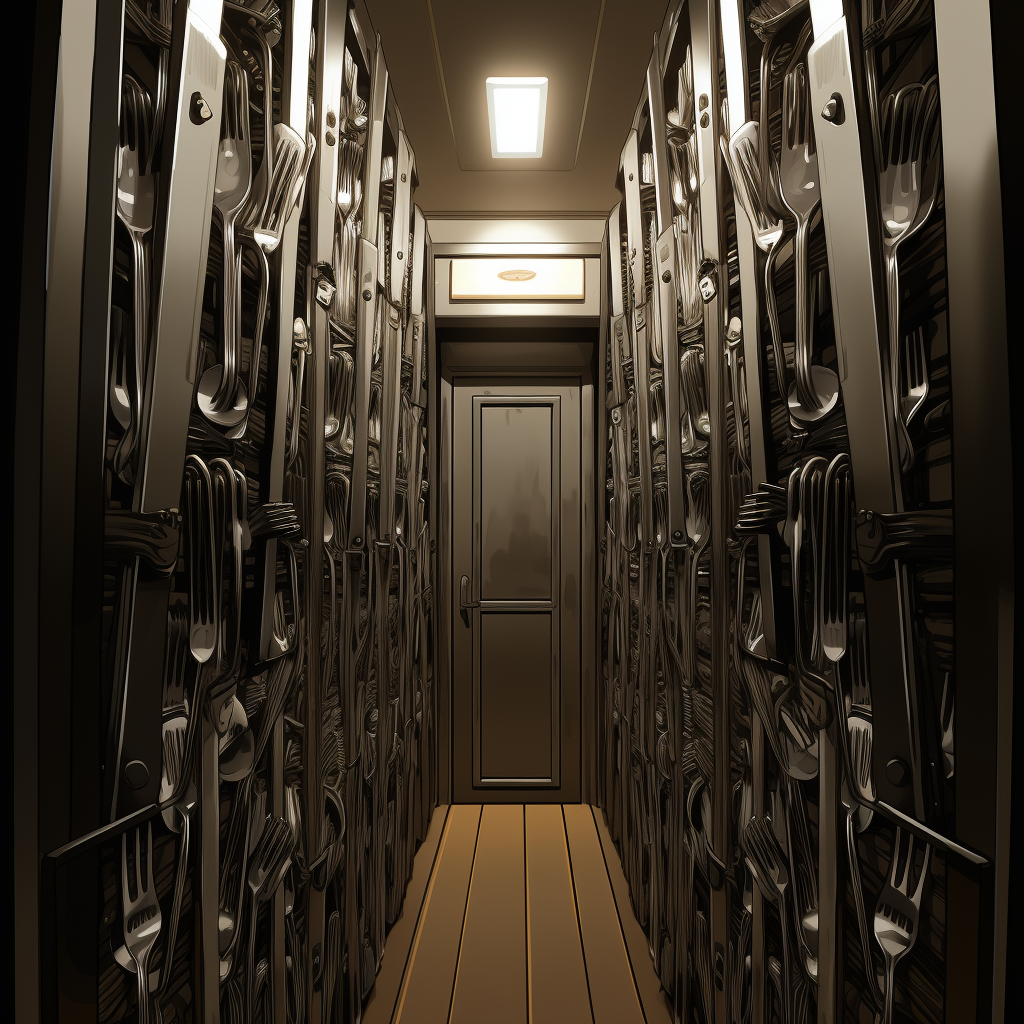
[459,574,479,628]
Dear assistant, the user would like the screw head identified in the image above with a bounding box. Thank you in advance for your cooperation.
[189,91,213,125]
[821,92,845,125]
[363,288,372,301]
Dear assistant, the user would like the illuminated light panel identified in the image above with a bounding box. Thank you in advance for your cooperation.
[485,77,548,159]
[450,257,585,302]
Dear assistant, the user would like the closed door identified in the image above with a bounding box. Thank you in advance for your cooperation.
[453,383,581,801]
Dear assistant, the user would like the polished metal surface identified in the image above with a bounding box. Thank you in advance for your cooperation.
[22,0,1011,1022]
[36,4,437,1022]
[597,2,1000,1023]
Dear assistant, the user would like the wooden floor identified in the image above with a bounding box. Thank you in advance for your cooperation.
[363,804,674,1024]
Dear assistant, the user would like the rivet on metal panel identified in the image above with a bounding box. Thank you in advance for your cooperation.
[821,92,845,125]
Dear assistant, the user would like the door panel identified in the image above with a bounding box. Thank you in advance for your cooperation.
[480,404,553,600]
[479,613,553,781]
[453,382,580,802]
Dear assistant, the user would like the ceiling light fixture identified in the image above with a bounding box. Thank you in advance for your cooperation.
[485,77,548,159]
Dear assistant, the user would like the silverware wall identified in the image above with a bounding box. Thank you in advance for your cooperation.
[42,2,436,1023]
[597,1,1004,1021]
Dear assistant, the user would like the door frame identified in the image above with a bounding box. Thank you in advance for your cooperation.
[437,347,597,805]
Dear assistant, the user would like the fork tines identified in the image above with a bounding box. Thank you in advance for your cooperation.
[820,453,851,661]
[736,483,788,533]
[743,814,789,898]
[249,501,302,539]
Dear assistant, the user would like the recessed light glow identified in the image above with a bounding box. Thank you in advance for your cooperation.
[450,257,584,301]
[486,77,548,159]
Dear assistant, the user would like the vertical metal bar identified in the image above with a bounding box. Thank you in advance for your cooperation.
[304,2,348,1017]
[72,0,124,839]
[200,713,220,1024]
[932,1,1010,1013]
[719,4,769,1015]
[390,132,413,306]
[260,0,314,659]
[138,1,226,511]
[646,43,673,238]
[39,0,98,845]
[620,134,653,546]
[689,2,731,1022]
[270,716,287,1024]
[805,11,919,821]
[348,43,388,550]
[817,728,839,1024]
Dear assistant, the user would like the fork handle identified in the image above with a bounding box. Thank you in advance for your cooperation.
[136,948,153,1024]
[847,810,885,1009]
[793,217,820,412]
[159,810,191,995]
[885,248,914,473]
[881,951,897,1024]
[213,217,240,413]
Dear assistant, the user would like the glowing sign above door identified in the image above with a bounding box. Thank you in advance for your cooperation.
[449,257,586,302]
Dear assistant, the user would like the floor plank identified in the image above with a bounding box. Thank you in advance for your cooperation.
[393,805,482,1024]
[562,804,645,1024]
[449,804,528,1024]
[363,805,451,1024]
[591,805,675,1024]
[525,805,593,1024]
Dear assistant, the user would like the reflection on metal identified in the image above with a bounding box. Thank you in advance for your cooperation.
[598,2,986,1022]
[54,4,437,1023]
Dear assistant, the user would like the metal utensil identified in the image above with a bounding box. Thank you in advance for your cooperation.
[109,307,132,431]
[679,345,710,454]
[780,63,839,422]
[874,828,931,1024]
[722,122,788,402]
[198,61,252,426]
[748,0,808,40]
[842,775,883,1009]
[743,814,792,1024]
[940,672,954,779]
[184,455,217,663]
[158,701,196,994]
[898,325,929,469]
[121,823,162,1024]
[254,124,313,253]
[879,78,940,475]
[820,453,851,661]
[113,75,157,482]
[245,818,294,1017]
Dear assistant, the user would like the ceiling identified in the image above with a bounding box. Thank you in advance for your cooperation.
[362,0,672,216]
